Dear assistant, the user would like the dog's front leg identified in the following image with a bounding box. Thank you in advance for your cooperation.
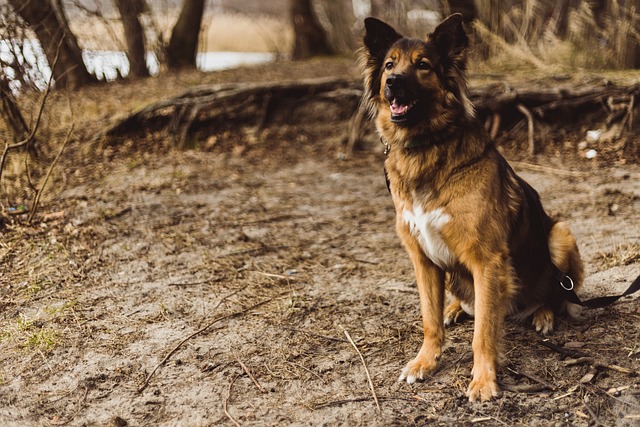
[397,224,445,384]
[466,253,511,402]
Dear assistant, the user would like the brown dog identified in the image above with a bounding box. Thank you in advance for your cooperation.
[362,14,584,401]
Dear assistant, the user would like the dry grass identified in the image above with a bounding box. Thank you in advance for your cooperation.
[470,0,640,72]
[596,243,640,269]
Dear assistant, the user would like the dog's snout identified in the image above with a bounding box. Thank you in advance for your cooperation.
[386,73,404,89]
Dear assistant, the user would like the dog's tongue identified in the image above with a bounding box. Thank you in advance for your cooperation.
[390,101,409,116]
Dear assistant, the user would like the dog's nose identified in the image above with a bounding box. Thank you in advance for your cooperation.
[386,73,404,89]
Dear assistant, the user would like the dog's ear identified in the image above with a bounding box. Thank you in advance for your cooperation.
[430,13,468,63]
[430,14,475,119]
[363,17,402,60]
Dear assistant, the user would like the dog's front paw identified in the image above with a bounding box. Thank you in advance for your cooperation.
[466,371,501,402]
[398,353,439,384]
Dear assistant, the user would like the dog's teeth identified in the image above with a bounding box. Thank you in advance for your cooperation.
[391,103,409,115]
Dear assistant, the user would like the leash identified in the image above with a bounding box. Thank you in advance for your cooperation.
[563,273,640,308]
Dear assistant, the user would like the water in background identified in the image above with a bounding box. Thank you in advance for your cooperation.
[1,39,275,90]
[85,51,276,80]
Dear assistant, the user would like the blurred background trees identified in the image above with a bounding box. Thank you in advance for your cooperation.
[0,0,639,97]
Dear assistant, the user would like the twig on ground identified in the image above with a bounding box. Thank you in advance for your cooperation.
[501,383,549,393]
[138,294,283,393]
[167,280,211,287]
[471,415,509,426]
[583,402,602,426]
[253,271,288,280]
[563,357,636,375]
[281,326,348,343]
[223,374,241,427]
[506,366,557,391]
[353,258,380,265]
[539,340,590,359]
[471,416,493,423]
[214,245,289,259]
[47,387,89,426]
[287,361,327,383]
[313,395,414,409]
[236,356,267,394]
[340,325,380,413]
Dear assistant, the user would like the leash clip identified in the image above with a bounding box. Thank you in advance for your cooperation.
[560,275,574,291]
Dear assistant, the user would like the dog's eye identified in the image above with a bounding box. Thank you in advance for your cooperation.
[384,61,394,70]
[418,61,431,71]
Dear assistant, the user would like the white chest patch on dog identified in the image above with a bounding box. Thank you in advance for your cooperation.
[402,204,455,269]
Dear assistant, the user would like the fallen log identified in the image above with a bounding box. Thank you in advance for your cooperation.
[102,78,362,143]
[100,77,640,154]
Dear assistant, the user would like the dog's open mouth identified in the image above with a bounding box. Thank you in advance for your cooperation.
[390,99,417,122]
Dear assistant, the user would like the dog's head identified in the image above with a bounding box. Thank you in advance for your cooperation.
[361,14,474,132]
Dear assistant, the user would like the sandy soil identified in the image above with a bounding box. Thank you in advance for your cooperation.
[1,64,639,426]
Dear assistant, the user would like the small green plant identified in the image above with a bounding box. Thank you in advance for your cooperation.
[25,279,42,296]
[0,328,12,341]
[24,328,58,352]
[16,314,34,331]
[44,300,76,316]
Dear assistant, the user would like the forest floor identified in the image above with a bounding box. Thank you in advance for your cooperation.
[0,58,639,426]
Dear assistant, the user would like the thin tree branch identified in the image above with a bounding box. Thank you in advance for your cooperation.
[27,123,73,223]
[0,36,62,186]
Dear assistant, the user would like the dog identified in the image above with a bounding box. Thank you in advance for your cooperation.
[361,14,584,402]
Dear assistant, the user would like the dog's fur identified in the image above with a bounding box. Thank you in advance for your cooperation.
[362,14,584,402]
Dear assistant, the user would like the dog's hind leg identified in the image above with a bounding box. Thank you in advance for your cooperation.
[548,221,584,297]
[532,306,554,336]
[532,222,585,334]
[444,270,474,326]
[444,298,466,326]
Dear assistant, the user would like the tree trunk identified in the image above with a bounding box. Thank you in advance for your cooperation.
[115,0,149,78]
[8,0,94,90]
[166,0,206,70]
[0,75,29,143]
[290,0,334,59]
[318,0,357,53]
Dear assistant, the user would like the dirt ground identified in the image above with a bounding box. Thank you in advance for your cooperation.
[1,60,639,426]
